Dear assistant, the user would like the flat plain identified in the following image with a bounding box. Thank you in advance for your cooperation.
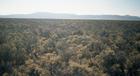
[0,18,140,76]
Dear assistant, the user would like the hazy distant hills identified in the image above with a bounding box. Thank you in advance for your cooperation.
[0,12,140,20]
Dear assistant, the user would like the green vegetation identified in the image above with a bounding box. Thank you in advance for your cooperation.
[0,19,140,76]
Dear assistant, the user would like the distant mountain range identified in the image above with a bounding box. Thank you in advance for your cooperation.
[0,12,140,20]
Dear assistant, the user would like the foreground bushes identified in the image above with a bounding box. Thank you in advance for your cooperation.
[0,19,140,76]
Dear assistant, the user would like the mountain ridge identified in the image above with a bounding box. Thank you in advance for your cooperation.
[0,12,140,20]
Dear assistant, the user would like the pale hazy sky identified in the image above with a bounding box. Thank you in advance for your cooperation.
[0,0,140,16]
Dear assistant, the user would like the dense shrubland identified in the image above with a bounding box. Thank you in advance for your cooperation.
[0,19,140,76]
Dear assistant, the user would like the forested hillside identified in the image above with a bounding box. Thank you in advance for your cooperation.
[0,19,140,76]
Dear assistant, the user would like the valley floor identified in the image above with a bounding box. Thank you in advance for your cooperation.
[0,19,140,76]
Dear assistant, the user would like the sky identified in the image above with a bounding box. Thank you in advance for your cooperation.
[0,0,140,16]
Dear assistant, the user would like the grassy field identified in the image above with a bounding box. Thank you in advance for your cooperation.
[0,18,140,76]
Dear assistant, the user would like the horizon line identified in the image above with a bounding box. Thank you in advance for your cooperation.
[0,12,140,17]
